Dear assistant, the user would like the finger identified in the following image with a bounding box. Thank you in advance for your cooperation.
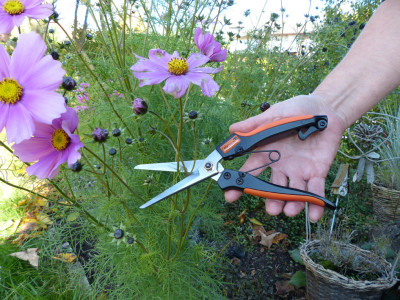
[224,189,242,203]
[283,178,306,217]
[306,177,326,222]
[265,170,286,215]
[229,107,280,133]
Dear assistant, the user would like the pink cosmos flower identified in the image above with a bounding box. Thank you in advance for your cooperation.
[0,32,66,144]
[0,0,53,34]
[194,27,227,62]
[131,49,223,98]
[12,107,84,179]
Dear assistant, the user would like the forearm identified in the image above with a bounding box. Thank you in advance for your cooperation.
[313,0,400,129]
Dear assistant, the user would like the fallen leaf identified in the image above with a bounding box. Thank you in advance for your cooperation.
[67,212,80,222]
[249,218,263,226]
[251,269,256,276]
[0,220,14,231]
[252,225,268,240]
[230,257,241,265]
[9,248,39,269]
[259,231,280,248]
[238,209,247,225]
[17,222,38,234]
[289,270,306,287]
[272,233,287,244]
[53,253,77,263]
[239,270,246,278]
[36,212,53,225]
[275,280,294,296]
[18,199,28,206]
[11,218,21,233]
[11,233,29,245]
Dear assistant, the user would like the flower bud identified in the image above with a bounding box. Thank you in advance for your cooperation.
[133,98,148,115]
[62,76,76,91]
[112,128,121,137]
[109,148,117,156]
[188,110,198,119]
[127,237,135,244]
[114,229,124,239]
[92,128,108,142]
[50,51,59,60]
[260,102,270,112]
[71,161,83,172]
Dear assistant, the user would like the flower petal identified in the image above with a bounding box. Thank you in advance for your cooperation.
[6,102,35,144]
[21,90,66,124]
[185,72,219,97]
[147,49,172,68]
[33,121,54,137]
[60,107,79,133]
[12,136,53,162]
[22,0,49,9]
[24,4,53,19]
[25,151,63,179]
[163,75,190,98]
[11,14,26,28]
[19,55,65,90]
[9,32,47,78]
[0,13,15,34]
[0,44,10,77]
[0,102,9,132]
[187,53,209,70]
[133,71,170,87]
[192,65,224,74]
[210,48,227,62]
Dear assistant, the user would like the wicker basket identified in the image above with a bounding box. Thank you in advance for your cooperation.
[371,183,400,223]
[300,240,397,300]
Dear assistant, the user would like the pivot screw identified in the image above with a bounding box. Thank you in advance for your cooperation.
[223,172,231,179]
[239,172,246,177]
[204,162,213,171]
[236,178,244,185]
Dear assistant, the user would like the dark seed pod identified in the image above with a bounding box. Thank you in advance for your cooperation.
[260,102,270,112]
[112,128,121,137]
[86,33,93,40]
[49,11,59,21]
[64,40,71,46]
[66,55,71,59]
[127,237,135,244]
[71,161,83,172]
[114,229,124,239]
[92,128,108,142]
[125,138,133,144]
[322,47,327,52]
[96,164,101,169]
[109,148,117,156]
[204,139,210,145]
[188,110,198,119]
[62,76,76,91]
[50,51,59,60]
[49,29,55,34]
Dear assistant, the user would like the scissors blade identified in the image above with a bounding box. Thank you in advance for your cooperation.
[134,160,203,173]
[140,170,208,208]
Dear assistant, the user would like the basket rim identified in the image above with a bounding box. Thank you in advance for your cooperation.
[300,239,398,290]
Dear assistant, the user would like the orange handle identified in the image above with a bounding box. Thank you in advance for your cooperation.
[234,115,314,137]
[244,188,326,207]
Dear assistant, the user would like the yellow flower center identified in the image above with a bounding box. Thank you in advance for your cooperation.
[167,58,189,75]
[51,129,70,151]
[0,78,23,104]
[3,0,25,15]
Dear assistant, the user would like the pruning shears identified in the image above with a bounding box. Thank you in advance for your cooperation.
[135,115,336,210]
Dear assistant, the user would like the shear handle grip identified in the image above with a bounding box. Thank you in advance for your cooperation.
[217,169,336,210]
[217,115,328,160]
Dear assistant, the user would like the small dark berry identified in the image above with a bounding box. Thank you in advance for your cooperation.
[50,51,59,60]
[260,102,270,112]
[92,128,108,142]
[127,237,135,244]
[71,161,83,172]
[348,20,356,26]
[49,29,55,34]
[114,229,124,239]
[359,23,365,30]
[96,164,101,169]
[138,137,144,142]
[322,47,327,52]
[132,98,148,115]
[62,76,76,91]
[86,33,93,40]
[112,128,121,137]
[64,40,71,46]
[109,148,117,156]
[125,138,133,144]
[148,126,156,135]
[204,139,210,145]
[66,55,71,59]
[188,110,198,119]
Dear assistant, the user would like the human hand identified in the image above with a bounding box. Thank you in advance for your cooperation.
[224,94,347,221]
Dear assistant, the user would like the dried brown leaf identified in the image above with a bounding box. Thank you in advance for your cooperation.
[275,280,294,296]
[9,248,39,269]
